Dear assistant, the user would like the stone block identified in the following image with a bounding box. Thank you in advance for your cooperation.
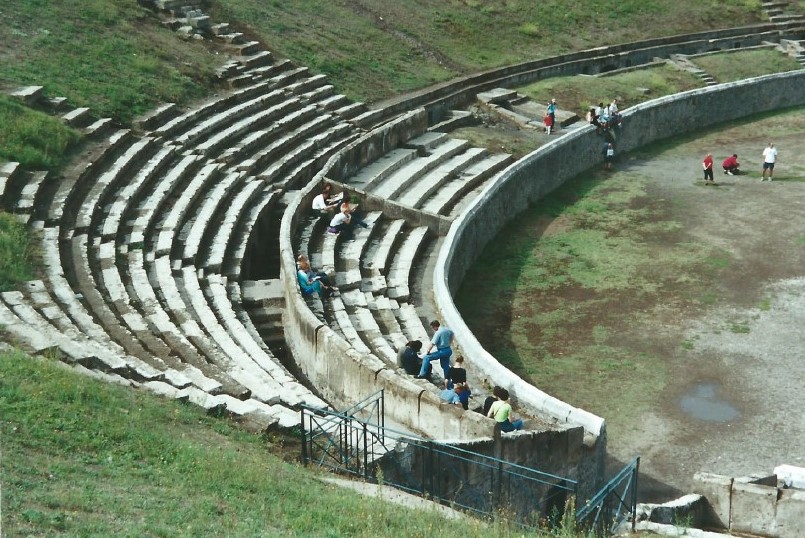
[730,481,778,536]
[777,489,805,538]
[692,471,732,529]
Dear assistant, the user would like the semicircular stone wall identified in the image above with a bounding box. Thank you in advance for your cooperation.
[433,70,805,441]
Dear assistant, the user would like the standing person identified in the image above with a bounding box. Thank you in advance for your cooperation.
[722,154,740,175]
[761,142,778,181]
[444,355,467,389]
[603,143,615,170]
[416,320,454,380]
[546,98,558,134]
[702,153,714,184]
[543,112,554,135]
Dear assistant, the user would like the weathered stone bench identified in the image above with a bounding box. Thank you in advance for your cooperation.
[193,96,301,158]
[48,129,132,224]
[386,226,430,302]
[419,153,512,216]
[173,88,287,148]
[74,136,157,233]
[371,138,471,200]
[202,179,267,273]
[180,170,245,264]
[154,161,223,256]
[129,154,203,245]
[394,146,486,207]
[101,145,178,241]
[13,171,49,222]
[150,81,272,140]
[346,148,418,191]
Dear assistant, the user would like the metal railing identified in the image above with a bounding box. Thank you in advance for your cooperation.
[575,457,640,535]
[300,398,578,527]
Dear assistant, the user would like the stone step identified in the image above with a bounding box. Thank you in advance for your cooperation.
[10,85,43,106]
[228,40,261,56]
[135,103,179,132]
[61,107,92,128]
[83,118,115,138]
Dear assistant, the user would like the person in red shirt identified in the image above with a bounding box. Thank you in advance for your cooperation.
[722,154,740,175]
[702,153,714,184]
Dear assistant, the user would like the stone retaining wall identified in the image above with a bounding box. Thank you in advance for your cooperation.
[373,24,799,121]
[279,110,602,500]
[433,70,805,444]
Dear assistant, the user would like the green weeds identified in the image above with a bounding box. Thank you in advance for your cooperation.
[0,211,35,291]
[0,96,80,169]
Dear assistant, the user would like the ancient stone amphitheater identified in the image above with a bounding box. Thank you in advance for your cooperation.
[2,0,805,521]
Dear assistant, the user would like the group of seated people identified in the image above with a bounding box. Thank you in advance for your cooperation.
[307,182,524,431]
[586,98,622,132]
[397,342,524,431]
[313,183,369,240]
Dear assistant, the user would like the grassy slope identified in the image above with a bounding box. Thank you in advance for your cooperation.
[0,0,220,123]
[2,353,530,537]
[210,0,764,102]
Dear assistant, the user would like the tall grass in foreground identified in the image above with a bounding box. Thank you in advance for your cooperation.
[0,211,34,291]
[0,96,81,170]
[0,353,595,537]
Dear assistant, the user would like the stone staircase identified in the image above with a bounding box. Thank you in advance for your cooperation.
[762,0,805,26]
[670,54,718,86]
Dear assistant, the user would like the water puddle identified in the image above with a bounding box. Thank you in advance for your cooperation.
[679,382,740,423]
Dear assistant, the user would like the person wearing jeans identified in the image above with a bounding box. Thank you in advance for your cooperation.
[416,320,454,379]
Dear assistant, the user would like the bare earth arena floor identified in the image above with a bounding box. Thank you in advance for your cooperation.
[458,107,805,501]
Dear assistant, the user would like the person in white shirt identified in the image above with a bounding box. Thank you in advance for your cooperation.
[761,142,778,182]
[311,183,342,216]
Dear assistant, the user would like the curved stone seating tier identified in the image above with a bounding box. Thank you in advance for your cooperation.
[74,136,158,234]
[153,161,223,257]
[48,129,133,225]
[11,171,48,223]
[101,145,178,242]
[78,233,246,397]
[0,162,22,213]
[385,226,430,302]
[179,170,245,264]
[129,154,204,246]
[368,138,470,200]
[192,95,302,158]
[231,109,337,175]
[172,87,288,148]
[222,190,279,280]
[420,153,512,217]
[149,81,275,140]
[201,179,269,273]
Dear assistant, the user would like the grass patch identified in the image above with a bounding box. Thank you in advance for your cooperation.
[1,0,220,123]
[456,167,734,434]
[0,211,35,291]
[0,96,81,169]
[4,353,576,537]
[690,48,803,83]
[729,322,751,334]
[208,0,762,103]
[519,64,703,117]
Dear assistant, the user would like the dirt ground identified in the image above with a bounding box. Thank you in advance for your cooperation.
[457,109,805,502]
[607,123,805,501]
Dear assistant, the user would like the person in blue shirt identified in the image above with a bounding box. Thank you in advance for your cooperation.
[416,320,454,380]
[546,98,558,134]
[440,384,468,408]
